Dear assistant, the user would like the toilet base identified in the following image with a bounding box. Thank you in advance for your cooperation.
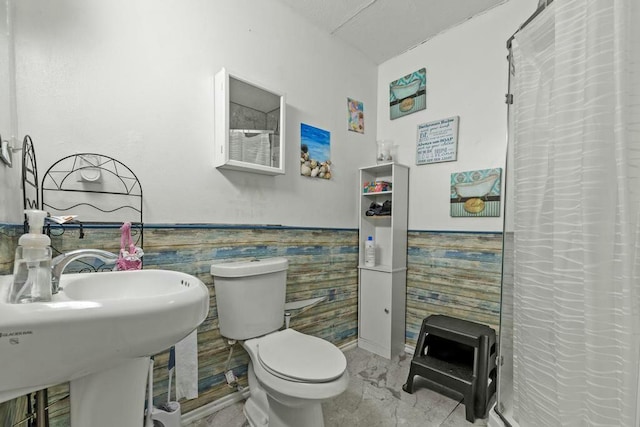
[243,361,326,427]
[244,362,269,426]
[244,396,268,427]
[266,396,324,427]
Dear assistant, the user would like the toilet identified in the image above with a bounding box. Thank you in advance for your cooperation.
[210,257,349,427]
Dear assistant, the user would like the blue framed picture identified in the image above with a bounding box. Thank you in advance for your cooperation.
[300,123,332,179]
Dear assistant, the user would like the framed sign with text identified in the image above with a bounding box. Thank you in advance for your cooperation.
[416,116,459,165]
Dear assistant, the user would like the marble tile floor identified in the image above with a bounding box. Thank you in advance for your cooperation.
[185,346,490,427]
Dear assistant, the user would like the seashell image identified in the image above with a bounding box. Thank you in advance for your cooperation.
[300,123,332,180]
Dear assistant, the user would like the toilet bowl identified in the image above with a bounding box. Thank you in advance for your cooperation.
[211,257,349,427]
[242,329,349,426]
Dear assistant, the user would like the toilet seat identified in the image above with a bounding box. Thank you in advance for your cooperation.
[256,329,347,383]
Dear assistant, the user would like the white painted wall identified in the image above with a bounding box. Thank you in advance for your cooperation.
[10,0,378,227]
[377,0,537,232]
[4,0,538,230]
[0,0,21,223]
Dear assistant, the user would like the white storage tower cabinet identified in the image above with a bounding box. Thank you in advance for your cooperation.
[358,163,409,359]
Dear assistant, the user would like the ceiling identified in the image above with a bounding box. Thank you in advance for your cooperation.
[274,0,509,64]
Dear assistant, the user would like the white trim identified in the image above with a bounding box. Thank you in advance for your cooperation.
[487,403,504,427]
[181,339,359,424]
[181,387,250,425]
[338,339,358,352]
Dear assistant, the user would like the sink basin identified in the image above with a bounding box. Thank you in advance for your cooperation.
[0,269,209,424]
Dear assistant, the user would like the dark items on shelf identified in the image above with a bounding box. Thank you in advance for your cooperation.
[365,200,392,216]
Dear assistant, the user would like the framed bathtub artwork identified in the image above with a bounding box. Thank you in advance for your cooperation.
[450,168,502,217]
[300,123,332,179]
[389,68,426,120]
[347,98,364,134]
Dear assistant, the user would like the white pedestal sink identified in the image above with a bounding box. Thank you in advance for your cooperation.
[0,269,210,427]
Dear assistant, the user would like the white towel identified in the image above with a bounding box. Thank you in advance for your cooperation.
[175,330,199,400]
[229,131,243,161]
[242,133,271,166]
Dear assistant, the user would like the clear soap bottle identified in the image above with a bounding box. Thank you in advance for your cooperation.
[9,210,52,303]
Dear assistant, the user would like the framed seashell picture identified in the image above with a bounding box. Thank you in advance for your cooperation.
[300,123,332,179]
[450,168,502,217]
[389,68,426,120]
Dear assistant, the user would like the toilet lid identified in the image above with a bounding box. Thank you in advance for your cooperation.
[257,329,347,383]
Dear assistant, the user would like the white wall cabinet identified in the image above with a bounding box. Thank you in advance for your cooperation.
[214,68,286,175]
[358,163,409,359]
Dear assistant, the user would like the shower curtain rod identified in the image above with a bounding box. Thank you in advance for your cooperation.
[506,0,554,49]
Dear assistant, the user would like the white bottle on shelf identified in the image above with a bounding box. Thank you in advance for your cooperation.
[364,235,376,267]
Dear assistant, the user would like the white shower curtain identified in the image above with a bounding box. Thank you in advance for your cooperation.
[510,0,640,426]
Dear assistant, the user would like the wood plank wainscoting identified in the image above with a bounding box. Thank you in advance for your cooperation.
[406,231,502,349]
[0,224,501,426]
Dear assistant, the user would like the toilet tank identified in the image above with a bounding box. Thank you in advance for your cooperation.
[211,257,288,340]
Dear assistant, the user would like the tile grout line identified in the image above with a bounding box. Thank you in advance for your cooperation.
[441,401,464,426]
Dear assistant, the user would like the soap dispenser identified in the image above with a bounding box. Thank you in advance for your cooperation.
[9,210,52,303]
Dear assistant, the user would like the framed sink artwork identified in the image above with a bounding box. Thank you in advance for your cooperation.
[389,68,426,120]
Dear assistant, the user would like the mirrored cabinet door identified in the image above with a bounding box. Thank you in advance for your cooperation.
[214,68,285,175]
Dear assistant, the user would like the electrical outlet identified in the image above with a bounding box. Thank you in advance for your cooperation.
[225,369,237,385]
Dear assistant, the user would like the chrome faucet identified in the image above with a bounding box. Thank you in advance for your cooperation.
[51,249,119,294]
